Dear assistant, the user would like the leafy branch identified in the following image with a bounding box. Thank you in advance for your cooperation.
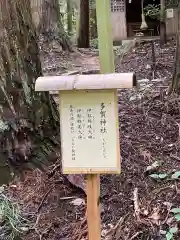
[143,4,162,20]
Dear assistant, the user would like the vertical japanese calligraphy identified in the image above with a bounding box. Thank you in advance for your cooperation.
[100,102,107,133]
[87,108,95,139]
[60,90,120,174]
[76,108,85,140]
[100,102,107,159]
[69,105,76,160]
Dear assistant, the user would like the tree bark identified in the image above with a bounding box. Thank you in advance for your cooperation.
[160,0,167,46]
[168,2,180,93]
[0,0,59,175]
[77,0,90,48]
[67,0,73,36]
[40,0,72,51]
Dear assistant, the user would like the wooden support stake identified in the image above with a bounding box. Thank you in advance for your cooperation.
[86,0,115,239]
[95,0,115,73]
[87,174,101,240]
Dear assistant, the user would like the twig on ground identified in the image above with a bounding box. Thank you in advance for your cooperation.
[77,225,88,240]
[40,223,53,240]
[59,196,76,200]
[152,185,173,195]
[170,154,180,162]
[32,214,53,240]
[162,202,172,224]
[105,214,129,239]
[37,187,53,213]
[72,210,87,240]
[48,163,61,178]
[31,214,42,240]
[175,182,180,194]
[133,188,140,221]
[129,231,143,240]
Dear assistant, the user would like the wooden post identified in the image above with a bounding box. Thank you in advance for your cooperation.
[86,0,115,240]
[87,175,101,240]
[95,0,115,73]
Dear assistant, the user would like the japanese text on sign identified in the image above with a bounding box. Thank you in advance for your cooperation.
[60,90,120,174]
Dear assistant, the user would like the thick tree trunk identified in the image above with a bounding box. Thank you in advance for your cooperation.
[0,0,59,175]
[77,0,89,48]
[160,22,167,46]
[40,0,72,51]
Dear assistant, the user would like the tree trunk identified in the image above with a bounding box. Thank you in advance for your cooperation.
[40,0,72,51]
[0,0,59,176]
[77,0,89,48]
[160,21,167,46]
[160,0,167,46]
[67,0,73,36]
[168,3,180,93]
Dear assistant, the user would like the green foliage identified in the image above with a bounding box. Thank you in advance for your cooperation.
[170,208,180,221]
[166,232,173,240]
[90,17,96,27]
[164,226,178,239]
[149,173,168,179]
[89,0,96,10]
[174,214,180,221]
[0,186,29,240]
[149,170,180,181]
[171,208,180,213]
[90,38,98,49]
[166,0,179,8]
[144,4,161,20]
[171,171,180,179]
[162,208,180,239]
[59,0,76,38]
[169,227,178,234]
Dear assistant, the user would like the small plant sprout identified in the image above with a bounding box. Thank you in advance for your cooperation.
[171,208,180,221]
[161,207,180,239]
[171,171,180,179]
[149,173,168,180]
[165,227,178,240]
[149,170,180,181]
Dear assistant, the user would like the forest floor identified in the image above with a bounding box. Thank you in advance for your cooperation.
[6,38,180,240]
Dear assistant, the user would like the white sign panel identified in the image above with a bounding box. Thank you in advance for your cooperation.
[166,8,174,19]
[59,90,120,174]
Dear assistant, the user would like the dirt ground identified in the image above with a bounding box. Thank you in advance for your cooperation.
[7,38,180,240]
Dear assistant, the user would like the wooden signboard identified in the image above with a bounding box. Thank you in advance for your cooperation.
[35,73,136,172]
[35,72,137,240]
[59,90,119,174]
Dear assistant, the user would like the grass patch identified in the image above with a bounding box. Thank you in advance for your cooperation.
[0,186,29,240]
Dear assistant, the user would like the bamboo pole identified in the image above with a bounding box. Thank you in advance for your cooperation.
[86,1,115,240]
[35,72,136,91]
